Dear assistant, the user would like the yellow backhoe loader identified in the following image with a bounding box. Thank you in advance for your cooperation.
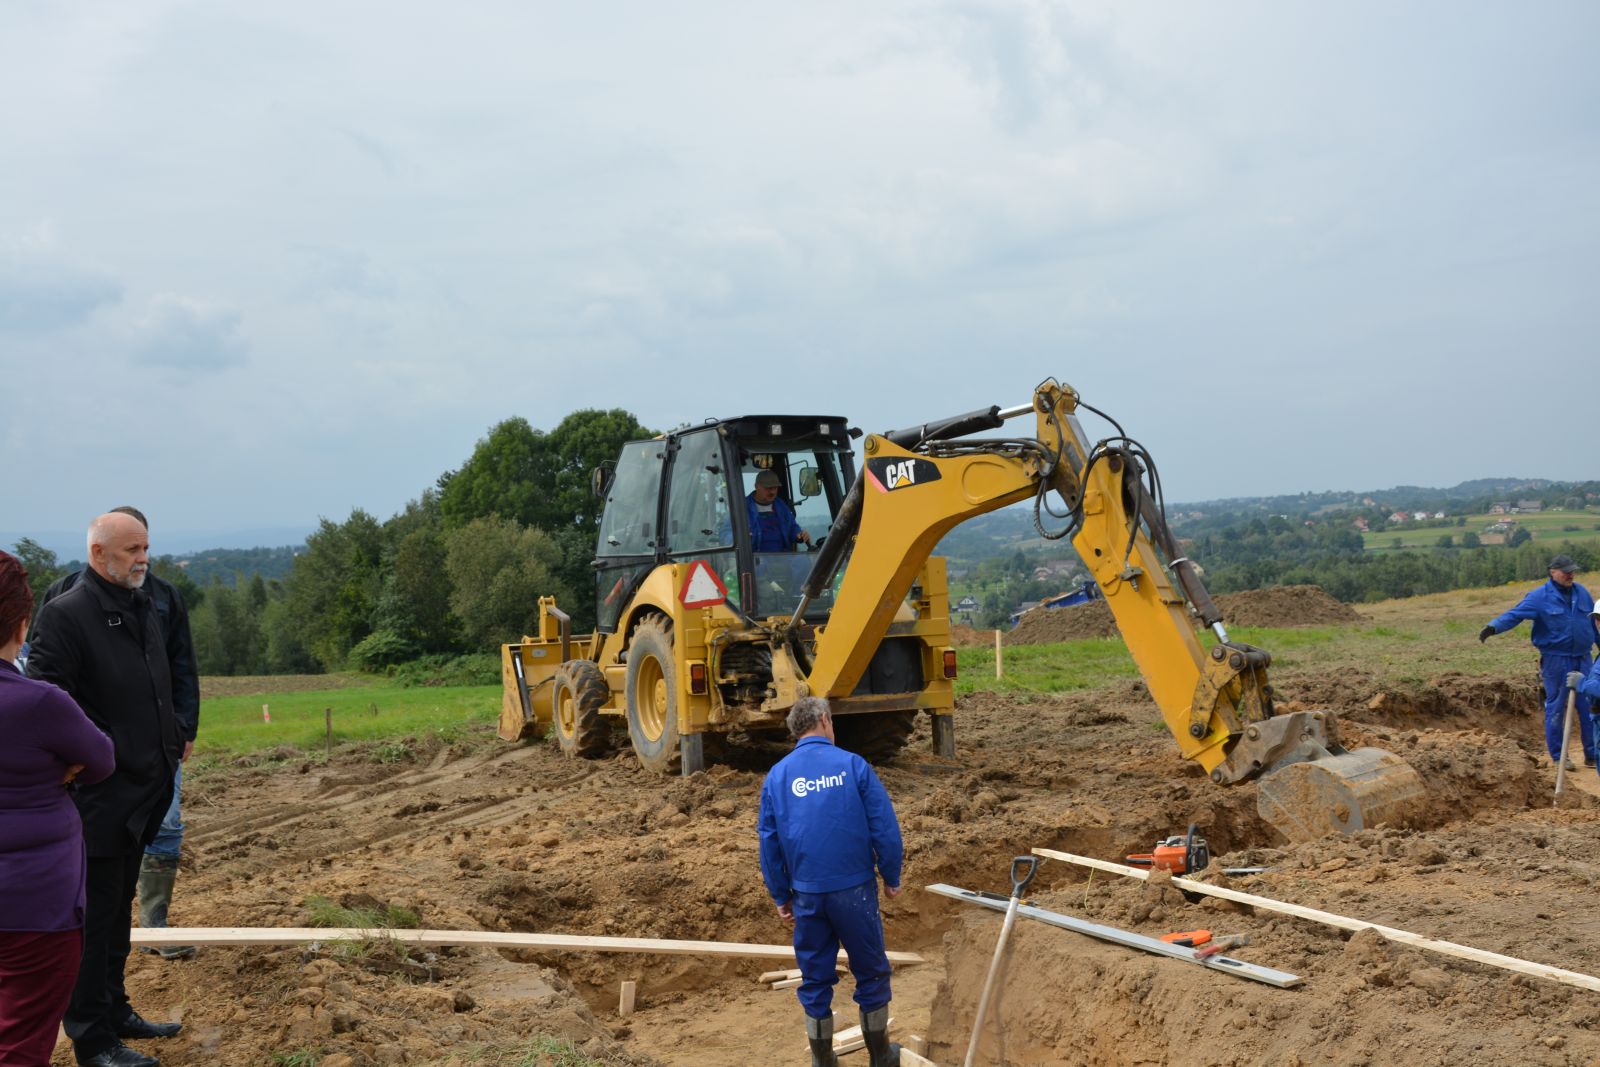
[499,379,1425,841]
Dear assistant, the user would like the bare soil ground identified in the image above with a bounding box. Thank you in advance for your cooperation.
[71,592,1600,1066]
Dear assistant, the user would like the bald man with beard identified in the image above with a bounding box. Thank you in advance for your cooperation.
[28,512,185,1067]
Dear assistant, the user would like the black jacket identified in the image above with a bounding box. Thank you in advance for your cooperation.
[41,568,199,742]
[27,568,181,855]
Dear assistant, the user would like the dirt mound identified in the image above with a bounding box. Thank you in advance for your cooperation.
[1006,601,1118,643]
[1005,585,1361,645]
[1212,584,1364,628]
[950,624,995,648]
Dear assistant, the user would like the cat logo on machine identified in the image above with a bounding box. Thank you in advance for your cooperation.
[866,456,942,493]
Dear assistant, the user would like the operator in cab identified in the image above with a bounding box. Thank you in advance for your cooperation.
[746,469,812,552]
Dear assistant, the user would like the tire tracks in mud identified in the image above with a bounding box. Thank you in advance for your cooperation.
[190,741,599,867]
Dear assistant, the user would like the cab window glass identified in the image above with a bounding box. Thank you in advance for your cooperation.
[596,441,664,557]
[665,431,732,553]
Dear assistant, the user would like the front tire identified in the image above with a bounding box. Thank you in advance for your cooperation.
[553,660,611,758]
[625,617,681,774]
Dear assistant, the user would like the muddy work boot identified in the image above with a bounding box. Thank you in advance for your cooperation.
[805,1014,838,1067]
[860,1005,900,1067]
[137,854,196,960]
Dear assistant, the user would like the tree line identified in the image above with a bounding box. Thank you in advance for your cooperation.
[16,409,651,676]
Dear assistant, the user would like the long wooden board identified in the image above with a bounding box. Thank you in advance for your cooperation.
[926,884,1302,988]
[1033,846,1600,993]
[127,927,923,965]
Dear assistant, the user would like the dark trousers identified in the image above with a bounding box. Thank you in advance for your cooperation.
[791,880,893,1019]
[0,928,82,1066]
[63,853,143,1060]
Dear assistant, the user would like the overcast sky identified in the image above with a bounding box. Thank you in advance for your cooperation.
[3,1,1596,551]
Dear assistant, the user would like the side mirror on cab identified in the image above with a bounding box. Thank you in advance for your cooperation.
[592,463,616,498]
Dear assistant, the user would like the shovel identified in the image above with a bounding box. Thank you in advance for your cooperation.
[1555,686,1579,805]
[963,856,1038,1067]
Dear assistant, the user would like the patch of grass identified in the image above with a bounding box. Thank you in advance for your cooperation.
[194,683,499,759]
[271,1050,322,1067]
[304,895,420,931]
[959,586,1546,697]
[440,1037,609,1067]
[370,740,417,764]
[955,638,1141,696]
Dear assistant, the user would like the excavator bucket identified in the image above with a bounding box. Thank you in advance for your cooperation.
[1256,748,1427,843]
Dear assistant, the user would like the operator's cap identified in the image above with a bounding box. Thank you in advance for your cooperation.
[754,469,781,489]
[1549,554,1580,574]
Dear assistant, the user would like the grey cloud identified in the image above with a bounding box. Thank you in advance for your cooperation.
[132,295,248,371]
[0,251,122,332]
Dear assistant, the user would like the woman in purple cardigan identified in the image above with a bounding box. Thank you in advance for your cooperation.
[0,550,115,1066]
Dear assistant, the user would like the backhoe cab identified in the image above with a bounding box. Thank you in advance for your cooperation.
[499,380,1427,842]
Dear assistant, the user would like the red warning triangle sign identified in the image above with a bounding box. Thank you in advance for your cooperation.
[679,560,729,608]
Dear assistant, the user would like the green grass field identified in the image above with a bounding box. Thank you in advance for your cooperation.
[193,682,500,763]
[1362,507,1600,552]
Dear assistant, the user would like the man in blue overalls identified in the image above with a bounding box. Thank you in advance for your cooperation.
[1481,554,1597,769]
[759,697,903,1067]
[746,469,811,552]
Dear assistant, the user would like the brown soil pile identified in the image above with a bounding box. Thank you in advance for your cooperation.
[1006,584,1362,645]
[949,624,995,648]
[1006,600,1118,643]
[1213,584,1365,628]
[92,644,1600,1065]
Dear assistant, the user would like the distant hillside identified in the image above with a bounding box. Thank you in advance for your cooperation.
[171,545,301,587]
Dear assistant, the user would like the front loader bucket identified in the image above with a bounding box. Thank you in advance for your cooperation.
[1256,748,1427,843]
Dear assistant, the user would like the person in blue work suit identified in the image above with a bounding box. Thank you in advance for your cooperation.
[759,697,903,1067]
[1569,605,1600,714]
[1480,554,1597,769]
[746,469,811,552]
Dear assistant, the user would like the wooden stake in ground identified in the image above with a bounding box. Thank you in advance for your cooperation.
[1032,847,1600,994]
[994,629,1002,679]
[618,980,636,1017]
[1555,686,1578,804]
[325,706,333,756]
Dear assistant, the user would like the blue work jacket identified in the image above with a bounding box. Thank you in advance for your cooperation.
[1488,579,1598,656]
[746,494,803,552]
[758,736,903,903]
[1580,659,1600,701]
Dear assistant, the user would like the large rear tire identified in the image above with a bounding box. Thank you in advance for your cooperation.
[625,617,681,774]
[553,660,611,759]
[834,711,917,762]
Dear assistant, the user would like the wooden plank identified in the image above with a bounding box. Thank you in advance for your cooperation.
[900,1050,940,1067]
[127,927,923,965]
[1032,846,1600,994]
[833,1017,892,1055]
[905,1033,928,1055]
[771,977,802,990]
[618,980,636,1017]
[758,968,801,984]
[926,884,1301,989]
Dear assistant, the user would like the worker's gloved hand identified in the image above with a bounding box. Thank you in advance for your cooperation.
[1478,625,1495,643]
[1569,671,1585,690]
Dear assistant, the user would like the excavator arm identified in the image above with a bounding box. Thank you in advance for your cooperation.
[796,379,1424,842]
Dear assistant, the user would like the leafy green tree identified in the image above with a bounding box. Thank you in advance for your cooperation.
[284,510,385,668]
[443,517,572,647]
[1435,535,1454,549]
[261,594,319,674]
[191,576,265,675]
[1509,527,1532,548]
[1461,532,1482,548]
[438,418,553,529]
[547,409,655,536]
[10,537,66,611]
